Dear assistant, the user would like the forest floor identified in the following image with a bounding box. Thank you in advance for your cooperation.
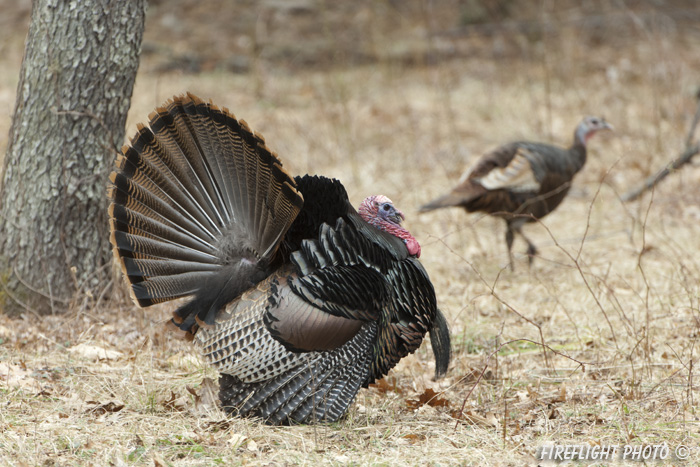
[2,1,700,465]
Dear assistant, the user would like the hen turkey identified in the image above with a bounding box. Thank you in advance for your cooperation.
[108,93,450,424]
[420,116,612,269]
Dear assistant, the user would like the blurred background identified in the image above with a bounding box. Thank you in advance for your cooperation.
[2,0,700,194]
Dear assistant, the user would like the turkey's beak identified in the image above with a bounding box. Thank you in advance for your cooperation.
[390,209,405,225]
[602,120,614,132]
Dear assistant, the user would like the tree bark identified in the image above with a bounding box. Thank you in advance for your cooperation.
[0,0,146,314]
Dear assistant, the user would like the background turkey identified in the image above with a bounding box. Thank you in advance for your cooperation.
[420,116,612,269]
[108,93,450,424]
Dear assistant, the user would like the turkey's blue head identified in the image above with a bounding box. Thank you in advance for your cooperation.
[359,195,421,258]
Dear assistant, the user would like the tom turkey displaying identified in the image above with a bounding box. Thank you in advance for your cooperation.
[420,116,612,269]
[108,93,450,424]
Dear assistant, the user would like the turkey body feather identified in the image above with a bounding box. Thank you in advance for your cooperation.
[109,93,450,424]
[440,142,585,220]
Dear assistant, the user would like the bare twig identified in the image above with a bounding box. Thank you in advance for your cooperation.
[621,144,700,202]
[530,163,622,350]
[621,95,700,202]
[453,363,488,431]
[686,90,700,148]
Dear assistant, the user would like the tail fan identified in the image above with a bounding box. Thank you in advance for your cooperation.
[109,93,304,336]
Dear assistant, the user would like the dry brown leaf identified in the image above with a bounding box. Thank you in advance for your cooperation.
[68,343,123,361]
[162,378,219,415]
[402,433,426,444]
[111,453,129,467]
[369,377,402,394]
[0,362,34,389]
[187,377,219,415]
[553,385,567,403]
[86,400,125,415]
[453,410,499,427]
[0,325,12,339]
[526,386,540,399]
[406,388,450,409]
[227,433,248,448]
[204,419,232,432]
[131,434,145,448]
[226,433,259,452]
[152,453,166,467]
[520,410,537,425]
[35,388,52,397]
[161,391,187,412]
[167,352,202,370]
[246,438,258,452]
[586,413,605,425]
[459,366,494,384]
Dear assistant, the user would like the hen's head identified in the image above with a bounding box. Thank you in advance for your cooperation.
[576,116,613,145]
[359,195,421,257]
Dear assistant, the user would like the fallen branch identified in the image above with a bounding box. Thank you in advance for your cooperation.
[621,92,700,202]
[621,144,700,202]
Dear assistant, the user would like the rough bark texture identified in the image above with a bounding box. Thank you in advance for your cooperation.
[0,0,146,314]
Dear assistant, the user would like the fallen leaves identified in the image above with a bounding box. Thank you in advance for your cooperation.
[160,377,219,416]
[458,410,500,428]
[188,377,219,414]
[86,400,125,415]
[406,388,450,409]
[371,377,453,416]
[0,361,62,394]
[68,343,123,361]
[227,433,258,452]
[451,384,572,430]
[167,352,202,371]
[161,390,185,412]
[369,377,402,394]
[402,433,427,444]
[0,361,33,389]
[0,324,12,340]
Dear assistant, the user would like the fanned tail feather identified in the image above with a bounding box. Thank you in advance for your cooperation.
[109,93,303,336]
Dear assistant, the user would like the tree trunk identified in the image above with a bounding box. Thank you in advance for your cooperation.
[0,0,146,314]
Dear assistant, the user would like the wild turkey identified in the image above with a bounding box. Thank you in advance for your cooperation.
[420,116,612,269]
[108,93,450,424]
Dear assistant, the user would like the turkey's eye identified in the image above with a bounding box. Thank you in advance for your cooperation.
[383,204,391,212]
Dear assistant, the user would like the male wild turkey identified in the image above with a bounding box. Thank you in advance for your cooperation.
[420,116,612,269]
[108,93,450,424]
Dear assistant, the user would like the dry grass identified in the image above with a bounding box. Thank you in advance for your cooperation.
[2,1,700,465]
